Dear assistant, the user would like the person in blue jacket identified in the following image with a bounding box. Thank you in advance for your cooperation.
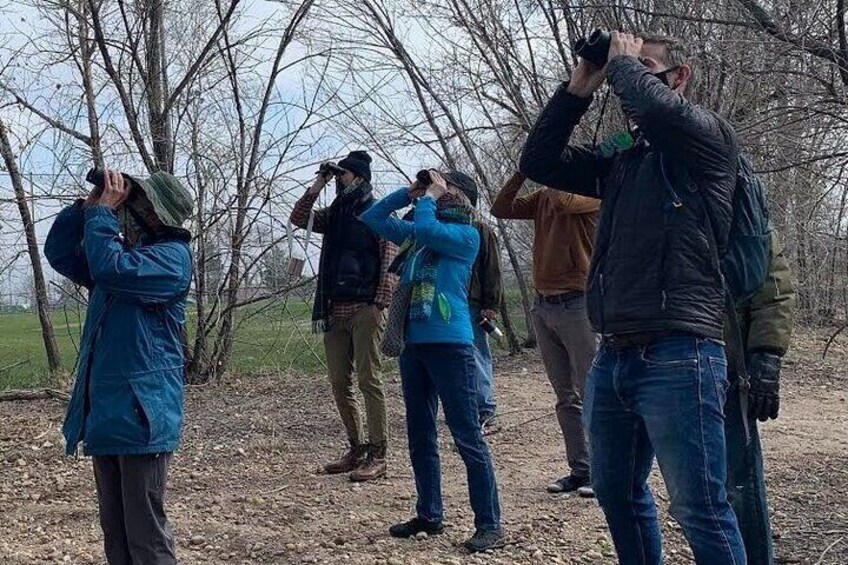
[361,169,504,553]
[45,168,193,565]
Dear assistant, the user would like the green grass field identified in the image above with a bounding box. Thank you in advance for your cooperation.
[0,290,531,390]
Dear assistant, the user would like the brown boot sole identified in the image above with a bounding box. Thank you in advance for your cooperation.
[349,466,387,482]
[321,461,365,475]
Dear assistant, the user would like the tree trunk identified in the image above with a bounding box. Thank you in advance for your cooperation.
[144,0,172,171]
[0,119,63,375]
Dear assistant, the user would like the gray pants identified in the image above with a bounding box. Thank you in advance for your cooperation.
[532,294,596,478]
[93,454,176,565]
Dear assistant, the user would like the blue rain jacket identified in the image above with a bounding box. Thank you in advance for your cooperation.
[45,202,192,456]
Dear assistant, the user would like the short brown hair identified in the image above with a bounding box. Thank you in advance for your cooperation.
[638,33,689,66]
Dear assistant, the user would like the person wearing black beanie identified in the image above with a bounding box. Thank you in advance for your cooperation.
[338,150,373,183]
[290,149,398,482]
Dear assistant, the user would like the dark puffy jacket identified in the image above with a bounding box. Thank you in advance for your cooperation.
[519,56,739,339]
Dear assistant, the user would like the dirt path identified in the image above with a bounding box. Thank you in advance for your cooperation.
[1,332,846,564]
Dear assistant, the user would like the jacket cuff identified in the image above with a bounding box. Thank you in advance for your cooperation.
[557,82,595,111]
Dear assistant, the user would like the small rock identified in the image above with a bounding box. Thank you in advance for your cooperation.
[413,531,428,541]
[189,535,205,546]
[15,458,26,467]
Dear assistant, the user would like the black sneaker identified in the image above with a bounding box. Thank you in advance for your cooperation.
[464,528,505,552]
[546,474,591,493]
[389,517,444,539]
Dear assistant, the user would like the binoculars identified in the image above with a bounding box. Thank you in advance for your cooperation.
[85,168,140,203]
[415,169,433,186]
[316,162,346,177]
[573,29,611,67]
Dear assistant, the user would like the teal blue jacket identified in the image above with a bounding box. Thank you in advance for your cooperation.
[45,202,192,456]
[361,189,479,345]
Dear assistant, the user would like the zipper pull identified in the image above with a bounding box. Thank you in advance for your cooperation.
[661,290,668,311]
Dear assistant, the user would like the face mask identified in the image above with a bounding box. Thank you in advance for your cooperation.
[653,66,680,89]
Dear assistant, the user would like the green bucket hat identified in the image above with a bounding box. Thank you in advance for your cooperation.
[129,171,194,232]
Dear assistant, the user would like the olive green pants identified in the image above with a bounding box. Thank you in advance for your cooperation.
[324,306,388,448]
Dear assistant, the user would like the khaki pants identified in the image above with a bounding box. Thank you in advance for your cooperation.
[324,306,388,448]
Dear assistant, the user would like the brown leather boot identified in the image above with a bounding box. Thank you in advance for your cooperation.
[349,444,387,482]
[322,444,367,475]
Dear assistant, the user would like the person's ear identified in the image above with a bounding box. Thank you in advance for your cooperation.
[673,64,692,93]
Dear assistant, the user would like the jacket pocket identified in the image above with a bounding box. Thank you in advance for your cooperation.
[127,373,165,445]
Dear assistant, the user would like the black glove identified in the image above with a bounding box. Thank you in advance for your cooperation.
[747,351,782,422]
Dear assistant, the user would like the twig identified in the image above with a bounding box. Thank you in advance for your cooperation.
[260,484,292,495]
[822,322,847,358]
[815,537,844,565]
[0,388,70,402]
[0,358,32,373]
[498,411,555,434]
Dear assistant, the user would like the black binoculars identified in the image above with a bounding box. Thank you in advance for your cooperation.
[415,169,433,186]
[316,162,346,177]
[85,168,139,202]
[573,29,611,67]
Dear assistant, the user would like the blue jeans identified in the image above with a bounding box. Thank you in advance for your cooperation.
[585,335,746,565]
[471,308,496,418]
[399,343,501,530]
[725,378,773,565]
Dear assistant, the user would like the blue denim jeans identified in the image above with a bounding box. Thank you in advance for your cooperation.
[725,378,773,565]
[471,308,497,419]
[399,343,501,530]
[585,335,746,565]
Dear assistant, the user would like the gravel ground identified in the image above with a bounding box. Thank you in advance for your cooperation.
[1,330,846,564]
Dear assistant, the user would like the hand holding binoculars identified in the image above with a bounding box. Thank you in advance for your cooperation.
[573,29,612,67]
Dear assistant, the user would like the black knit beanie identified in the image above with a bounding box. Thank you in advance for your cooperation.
[338,150,372,183]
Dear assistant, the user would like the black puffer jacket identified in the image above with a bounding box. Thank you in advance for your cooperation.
[519,56,739,339]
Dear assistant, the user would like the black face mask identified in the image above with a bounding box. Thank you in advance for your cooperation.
[653,66,680,88]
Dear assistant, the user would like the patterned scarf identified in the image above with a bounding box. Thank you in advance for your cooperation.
[390,196,473,322]
[380,196,472,357]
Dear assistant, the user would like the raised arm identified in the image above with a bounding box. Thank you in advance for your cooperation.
[290,189,329,234]
[490,173,539,220]
[360,188,415,246]
[519,84,612,198]
[83,206,192,304]
[44,200,93,289]
[413,196,479,261]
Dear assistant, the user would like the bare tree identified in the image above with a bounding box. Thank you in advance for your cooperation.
[1,0,325,383]
[0,118,61,374]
